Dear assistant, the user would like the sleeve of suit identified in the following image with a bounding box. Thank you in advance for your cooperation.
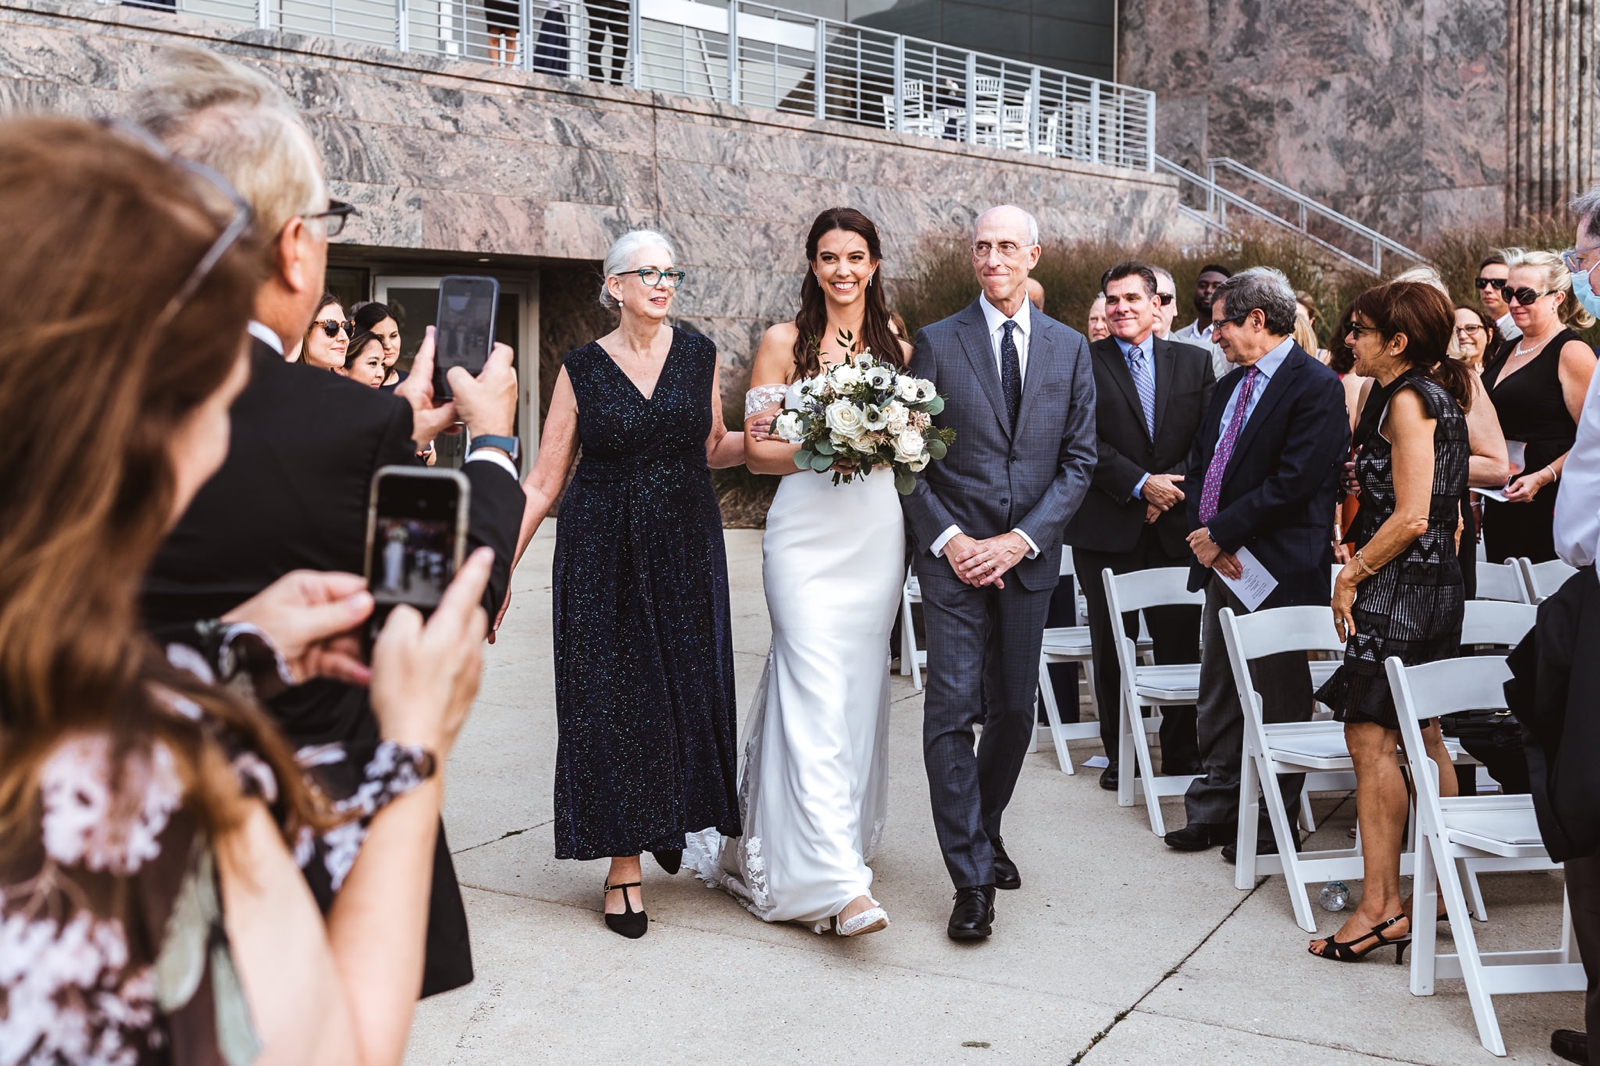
[1015,330,1098,549]
[462,460,522,617]
[1205,374,1350,554]
[902,327,960,553]
[1090,436,1153,503]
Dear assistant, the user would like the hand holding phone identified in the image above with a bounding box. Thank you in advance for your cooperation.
[365,467,473,646]
[433,276,499,401]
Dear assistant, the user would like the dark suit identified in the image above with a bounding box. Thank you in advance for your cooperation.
[142,337,524,996]
[902,298,1097,888]
[1063,335,1215,769]
[1179,340,1349,829]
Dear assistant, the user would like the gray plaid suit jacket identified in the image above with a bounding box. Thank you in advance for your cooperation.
[902,297,1098,589]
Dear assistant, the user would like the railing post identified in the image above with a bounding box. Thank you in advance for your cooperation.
[630,0,643,89]
[892,35,905,132]
[518,0,532,70]
[964,51,976,145]
[259,0,271,30]
[1144,90,1155,172]
[1028,66,1041,153]
[813,20,827,119]
[1088,80,1100,165]
[726,0,740,105]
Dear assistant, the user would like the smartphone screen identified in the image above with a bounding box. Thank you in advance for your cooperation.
[433,275,499,400]
[365,468,472,641]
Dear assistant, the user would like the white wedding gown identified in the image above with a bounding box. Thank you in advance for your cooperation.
[687,390,904,931]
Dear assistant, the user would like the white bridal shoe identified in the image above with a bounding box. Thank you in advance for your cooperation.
[834,899,889,937]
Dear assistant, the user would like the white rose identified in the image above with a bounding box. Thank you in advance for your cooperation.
[824,399,866,438]
[772,412,803,441]
[883,401,910,431]
[864,365,895,390]
[909,452,931,472]
[894,376,921,402]
[893,428,925,463]
[862,403,889,431]
[829,363,864,390]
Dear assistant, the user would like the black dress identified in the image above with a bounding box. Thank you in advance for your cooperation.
[1481,329,1582,563]
[1317,372,1470,729]
[552,328,740,860]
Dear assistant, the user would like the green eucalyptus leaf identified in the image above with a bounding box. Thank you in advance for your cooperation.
[925,396,945,415]
[811,452,834,472]
[926,437,948,460]
[794,450,813,470]
[816,439,835,455]
[894,468,916,495]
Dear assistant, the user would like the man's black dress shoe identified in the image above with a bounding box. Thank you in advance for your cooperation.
[948,885,995,940]
[991,837,1021,890]
[1163,822,1232,851]
[1099,767,1118,791]
[1552,1029,1588,1065]
[1221,834,1280,864]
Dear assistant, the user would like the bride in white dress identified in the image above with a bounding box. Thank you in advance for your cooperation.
[686,208,910,936]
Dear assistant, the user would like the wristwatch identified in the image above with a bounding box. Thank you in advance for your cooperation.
[467,434,520,462]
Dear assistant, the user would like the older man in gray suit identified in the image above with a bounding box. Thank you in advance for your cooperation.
[903,205,1097,940]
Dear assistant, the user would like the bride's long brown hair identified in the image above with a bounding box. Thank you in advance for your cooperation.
[0,119,319,857]
[791,207,906,380]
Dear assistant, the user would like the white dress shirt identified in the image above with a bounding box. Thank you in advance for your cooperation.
[1555,362,1600,566]
[248,319,285,357]
[1496,310,1524,343]
[930,294,1040,561]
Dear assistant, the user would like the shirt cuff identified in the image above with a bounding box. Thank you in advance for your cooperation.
[931,525,962,557]
[466,450,519,480]
[1010,528,1040,558]
[1133,473,1151,501]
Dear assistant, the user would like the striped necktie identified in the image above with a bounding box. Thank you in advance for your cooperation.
[1127,344,1155,438]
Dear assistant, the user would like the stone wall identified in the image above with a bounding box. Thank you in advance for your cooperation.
[1118,0,1509,244]
[1,0,1197,389]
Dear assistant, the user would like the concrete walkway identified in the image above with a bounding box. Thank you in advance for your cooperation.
[406,524,1582,1064]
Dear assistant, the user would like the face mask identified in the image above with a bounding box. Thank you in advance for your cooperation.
[1573,266,1600,318]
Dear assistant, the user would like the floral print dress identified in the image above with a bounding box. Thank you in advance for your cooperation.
[1,623,433,1065]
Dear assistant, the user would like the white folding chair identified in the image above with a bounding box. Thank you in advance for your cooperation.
[1519,557,1577,603]
[1220,605,1364,931]
[1390,655,1580,1057]
[900,564,925,690]
[1104,568,1203,834]
[1035,549,1100,772]
[1475,560,1531,603]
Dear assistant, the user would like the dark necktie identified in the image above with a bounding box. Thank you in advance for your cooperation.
[1198,367,1260,524]
[1000,320,1021,431]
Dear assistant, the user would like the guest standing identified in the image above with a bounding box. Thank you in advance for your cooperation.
[507,230,746,938]
[1086,293,1110,341]
[1064,262,1214,791]
[352,298,406,386]
[1450,304,1498,372]
[338,330,389,387]
[1165,268,1349,857]
[1312,282,1473,962]
[1477,250,1523,342]
[300,293,350,370]
[1152,265,1180,339]
[1481,250,1597,564]
[1173,264,1233,381]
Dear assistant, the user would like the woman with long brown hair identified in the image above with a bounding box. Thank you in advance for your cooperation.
[685,208,914,937]
[0,118,490,1064]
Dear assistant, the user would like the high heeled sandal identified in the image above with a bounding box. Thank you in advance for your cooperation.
[603,881,648,939]
[1309,914,1411,964]
[833,899,889,937]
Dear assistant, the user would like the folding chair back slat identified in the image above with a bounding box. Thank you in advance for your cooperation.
[1519,557,1577,603]
[1473,560,1529,603]
[1459,600,1537,649]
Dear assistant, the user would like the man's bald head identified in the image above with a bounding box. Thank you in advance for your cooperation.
[972,205,1042,314]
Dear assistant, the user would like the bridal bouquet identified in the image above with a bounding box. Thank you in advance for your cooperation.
[770,330,955,494]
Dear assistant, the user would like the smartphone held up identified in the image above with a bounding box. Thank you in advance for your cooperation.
[364,466,472,644]
[432,275,499,400]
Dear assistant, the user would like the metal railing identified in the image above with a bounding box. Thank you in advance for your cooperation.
[119,0,1157,171]
[1156,154,1426,275]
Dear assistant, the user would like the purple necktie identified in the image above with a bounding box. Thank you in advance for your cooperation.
[1198,368,1259,525]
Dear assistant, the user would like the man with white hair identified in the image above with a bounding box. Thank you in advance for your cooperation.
[1151,265,1179,339]
[136,47,526,997]
[902,204,1097,939]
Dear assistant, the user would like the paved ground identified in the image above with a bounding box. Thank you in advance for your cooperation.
[405,524,1583,1065]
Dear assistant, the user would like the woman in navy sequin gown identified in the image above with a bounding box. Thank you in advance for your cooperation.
[508,230,759,937]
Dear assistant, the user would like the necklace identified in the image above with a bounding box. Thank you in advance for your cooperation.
[1513,333,1555,358]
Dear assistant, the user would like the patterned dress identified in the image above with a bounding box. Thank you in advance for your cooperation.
[1316,371,1470,729]
[552,328,740,860]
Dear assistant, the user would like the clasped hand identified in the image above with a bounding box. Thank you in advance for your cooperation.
[1186,526,1241,580]
[948,531,1028,588]
[1140,473,1185,512]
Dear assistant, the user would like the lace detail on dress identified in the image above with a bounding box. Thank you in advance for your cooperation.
[744,383,789,417]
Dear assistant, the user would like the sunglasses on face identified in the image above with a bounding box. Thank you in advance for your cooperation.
[1155,292,1175,305]
[314,318,353,338]
[1505,287,1555,306]
[1474,277,1509,291]
[1345,323,1382,340]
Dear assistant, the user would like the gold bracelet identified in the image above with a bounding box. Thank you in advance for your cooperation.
[1354,549,1378,577]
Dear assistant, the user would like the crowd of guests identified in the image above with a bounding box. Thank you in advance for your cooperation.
[7,38,1600,1066]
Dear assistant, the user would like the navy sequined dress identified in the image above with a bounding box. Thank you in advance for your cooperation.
[1315,371,1469,729]
[552,327,741,860]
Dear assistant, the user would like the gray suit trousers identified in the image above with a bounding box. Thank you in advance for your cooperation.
[1182,580,1314,828]
[917,560,1052,889]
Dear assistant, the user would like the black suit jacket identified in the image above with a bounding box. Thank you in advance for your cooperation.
[1183,342,1349,608]
[142,337,524,995]
[1064,335,1215,557]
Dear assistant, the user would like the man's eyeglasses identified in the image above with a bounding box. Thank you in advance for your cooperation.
[971,241,1032,259]
[1505,287,1555,306]
[302,200,357,239]
[1212,311,1250,328]
[615,267,686,288]
[314,319,353,338]
[1561,248,1600,274]
[95,118,255,330]
[1474,276,1509,291]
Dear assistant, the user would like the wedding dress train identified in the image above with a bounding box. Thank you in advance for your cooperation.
[687,455,904,931]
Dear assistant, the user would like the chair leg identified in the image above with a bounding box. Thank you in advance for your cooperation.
[1082,660,1099,724]
[1411,830,1438,996]
[1439,840,1508,1056]
[1117,693,1136,809]
[1261,758,1318,934]
[1298,783,1317,834]
[1131,701,1166,835]
[1233,749,1260,892]
[1460,859,1488,922]
[1038,661,1073,775]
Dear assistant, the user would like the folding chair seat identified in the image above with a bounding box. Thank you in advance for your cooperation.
[1518,557,1577,604]
[1390,655,1581,1057]
[1474,560,1530,604]
[1103,568,1204,833]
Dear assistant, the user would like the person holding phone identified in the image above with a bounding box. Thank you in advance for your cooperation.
[506,229,748,938]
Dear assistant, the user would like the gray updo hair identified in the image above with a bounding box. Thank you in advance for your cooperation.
[599,228,676,309]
